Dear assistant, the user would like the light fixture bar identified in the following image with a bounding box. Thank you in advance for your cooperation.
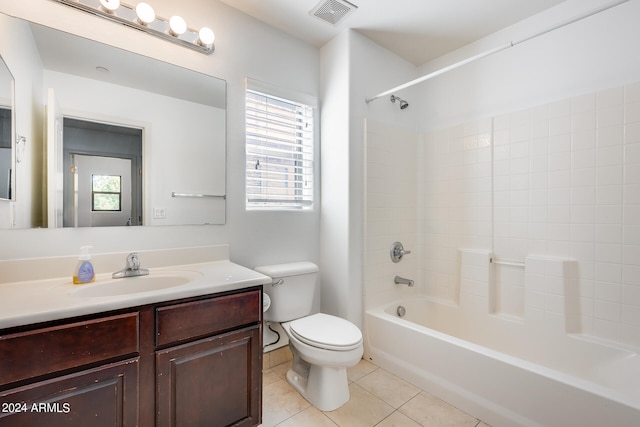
[50,0,215,54]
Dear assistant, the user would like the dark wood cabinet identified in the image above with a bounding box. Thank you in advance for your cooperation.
[0,359,139,427]
[156,327,261,427]
[0,286,263,427]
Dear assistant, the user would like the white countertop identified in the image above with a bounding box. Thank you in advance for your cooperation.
[0,260,272,329]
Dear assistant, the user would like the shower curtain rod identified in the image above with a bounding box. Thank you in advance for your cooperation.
[365,0,631,104]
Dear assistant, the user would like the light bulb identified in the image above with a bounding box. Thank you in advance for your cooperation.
[135,2,155,25]
[99,0,120,13]
[197,27,215,48]
[169,16,187,36]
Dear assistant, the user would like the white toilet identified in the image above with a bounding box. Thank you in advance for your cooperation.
[255,262,363,411]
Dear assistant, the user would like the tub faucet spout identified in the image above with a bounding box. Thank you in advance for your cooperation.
[394,276,414,287]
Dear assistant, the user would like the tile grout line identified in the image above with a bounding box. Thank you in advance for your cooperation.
[264,359,487,427]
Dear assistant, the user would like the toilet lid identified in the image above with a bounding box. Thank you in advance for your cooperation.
[288,313,362,351]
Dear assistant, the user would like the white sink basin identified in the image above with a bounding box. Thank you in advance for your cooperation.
[71,271,202,298]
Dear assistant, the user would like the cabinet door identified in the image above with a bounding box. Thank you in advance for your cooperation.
[0,358,138,427]
[156,326,261,427]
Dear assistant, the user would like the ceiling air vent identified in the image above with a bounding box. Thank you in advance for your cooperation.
[309,0,358,26]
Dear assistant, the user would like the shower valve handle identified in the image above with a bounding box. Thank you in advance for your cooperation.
[390,242,411,263]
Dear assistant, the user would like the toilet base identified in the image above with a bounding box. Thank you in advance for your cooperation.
[286,363,350,412]
[279,318,363,411]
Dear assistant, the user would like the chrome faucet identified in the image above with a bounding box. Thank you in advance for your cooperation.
[390,242,412,263]
[394,276,414,287]
[112,252,150,279]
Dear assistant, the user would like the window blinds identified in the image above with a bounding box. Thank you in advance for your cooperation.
[246,89,314,209]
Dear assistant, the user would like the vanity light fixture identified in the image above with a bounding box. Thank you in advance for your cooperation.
[135,2,155,25]
[169,15,187,36]
[99,0,120,13]
[197,26,216,49]
[50,0,215,54]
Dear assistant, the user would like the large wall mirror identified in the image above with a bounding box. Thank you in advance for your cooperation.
[0,55,14,202]
[2,14,226,228]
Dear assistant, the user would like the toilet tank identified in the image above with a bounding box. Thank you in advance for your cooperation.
[254,262,319,322]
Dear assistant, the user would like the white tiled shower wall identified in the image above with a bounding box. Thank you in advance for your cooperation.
[364,120,419,310]
[365,80,640,350]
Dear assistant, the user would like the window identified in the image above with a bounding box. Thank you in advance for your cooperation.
[92,174,122,211]
[245,81,315,209]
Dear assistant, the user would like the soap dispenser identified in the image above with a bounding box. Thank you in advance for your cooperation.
[73,246,95,284]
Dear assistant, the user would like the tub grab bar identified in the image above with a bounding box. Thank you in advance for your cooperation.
[490,258,525,268]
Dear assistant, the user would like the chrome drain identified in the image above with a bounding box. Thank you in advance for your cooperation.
[396,305,406,317]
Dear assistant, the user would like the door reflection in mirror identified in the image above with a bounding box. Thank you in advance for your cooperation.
[0,108,11,199]
[64,118,142,227]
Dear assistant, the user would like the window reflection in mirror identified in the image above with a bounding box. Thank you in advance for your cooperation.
[92,175,122,212]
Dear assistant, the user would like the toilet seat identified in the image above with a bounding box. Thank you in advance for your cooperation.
[288,313,362,351]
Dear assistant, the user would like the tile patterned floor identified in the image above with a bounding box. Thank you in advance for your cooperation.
[262,358,491,427]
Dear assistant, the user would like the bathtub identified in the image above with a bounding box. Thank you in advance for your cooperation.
[364,296,640,427]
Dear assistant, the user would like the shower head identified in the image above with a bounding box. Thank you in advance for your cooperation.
[390,94,409,110]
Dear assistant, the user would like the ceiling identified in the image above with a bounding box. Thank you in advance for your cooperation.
[220,0,567,65]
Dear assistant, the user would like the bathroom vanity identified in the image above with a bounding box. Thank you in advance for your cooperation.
[0,246,269,427]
